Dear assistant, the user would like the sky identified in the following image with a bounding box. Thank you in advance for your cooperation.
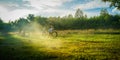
[0,0,120,22]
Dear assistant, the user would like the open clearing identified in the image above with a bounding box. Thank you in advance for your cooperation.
[0,29,120,60]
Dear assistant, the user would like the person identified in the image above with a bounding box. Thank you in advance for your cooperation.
[48,25,54,34]
[48,24,58,37]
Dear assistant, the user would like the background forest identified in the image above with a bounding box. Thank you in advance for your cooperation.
[0,8,120,33]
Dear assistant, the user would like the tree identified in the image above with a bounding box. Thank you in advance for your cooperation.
[0,18,3,24]
[27,14,35,22]
[35,16,47,26]
[68,14,73,18]
[75,8,84,18]
[100,8,109,16]
[102,0,120,10]
[16,18,28,30]
[0,18,4,30]
[84,14,87,18]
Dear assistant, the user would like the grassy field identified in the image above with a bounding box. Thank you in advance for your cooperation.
[0,29,120,60]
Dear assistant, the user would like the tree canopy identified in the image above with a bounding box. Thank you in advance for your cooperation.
[0,8,120,32]
[102,0,120,10]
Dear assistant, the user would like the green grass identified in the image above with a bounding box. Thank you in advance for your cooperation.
[0,29,120,60]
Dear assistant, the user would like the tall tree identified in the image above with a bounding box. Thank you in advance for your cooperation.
[75,8,84,18]
[100,8,111,21]
[102,0,120,10]
[0,18,4,30]
[0,18,3,24]
[68,14,73,18]
[100,8,109,16]
[27,14,35,22]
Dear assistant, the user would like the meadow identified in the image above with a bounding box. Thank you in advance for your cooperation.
[0,29,120,60]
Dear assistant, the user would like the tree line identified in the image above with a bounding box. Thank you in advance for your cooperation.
[0,8,120,33]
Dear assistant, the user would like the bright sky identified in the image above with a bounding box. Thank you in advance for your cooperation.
[0,0,120,22]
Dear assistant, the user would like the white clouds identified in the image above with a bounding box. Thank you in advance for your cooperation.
[112,8,117,12]
[26,0,72,10]
[0,0,117,22]
[0,5,10,22]
[112,7,120,14]
[0,6,8,13]
[0,6,39,22]
[74,0,110,10]
[32,0,74,17]
[7,9,38,19]
[37,8,74,17]
[84,11,100,18]
[72,0,111,18]
[0,0,73,22]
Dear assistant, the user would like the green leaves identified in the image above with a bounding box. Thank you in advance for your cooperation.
[102,0,120,10]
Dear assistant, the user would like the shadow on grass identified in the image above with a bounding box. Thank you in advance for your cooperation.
[0,32,120,60]
[0,33,61,60]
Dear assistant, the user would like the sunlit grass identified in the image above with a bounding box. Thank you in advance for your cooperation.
[0,29,120,60]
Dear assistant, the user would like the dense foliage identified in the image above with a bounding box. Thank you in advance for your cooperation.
[0,8,120,32]
[102,0,120,10]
